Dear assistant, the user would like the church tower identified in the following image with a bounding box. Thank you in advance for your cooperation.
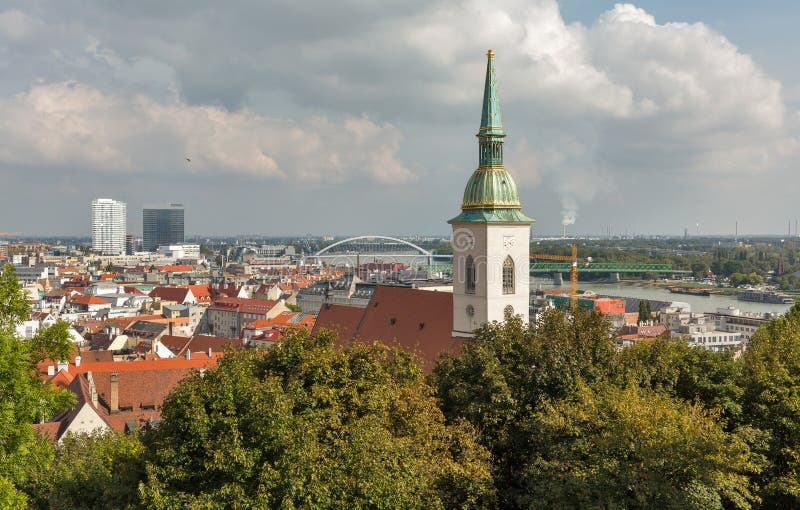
[449,50,534,337]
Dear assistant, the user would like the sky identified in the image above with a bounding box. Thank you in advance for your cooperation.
[0,0,798,237]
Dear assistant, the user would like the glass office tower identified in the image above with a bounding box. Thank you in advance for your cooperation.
[142,203,185,252]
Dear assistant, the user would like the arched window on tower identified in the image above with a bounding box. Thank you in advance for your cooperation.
[465,255,476,294]
[502,256,514,295]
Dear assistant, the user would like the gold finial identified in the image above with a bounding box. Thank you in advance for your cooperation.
[487,49,495,58]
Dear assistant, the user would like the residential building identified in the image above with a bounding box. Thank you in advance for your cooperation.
[143,203,185,251]
[91,198,127,256]
[206,297,287,338]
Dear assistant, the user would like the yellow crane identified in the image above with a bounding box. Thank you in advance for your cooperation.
[531,244,580,311]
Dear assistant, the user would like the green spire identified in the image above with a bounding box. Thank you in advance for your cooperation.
[449,50,534,225]
[479,49,504,139]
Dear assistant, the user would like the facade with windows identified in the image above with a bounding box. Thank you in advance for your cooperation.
[448,50,534,337]
[143,204,185,252]
[91,198,126,256]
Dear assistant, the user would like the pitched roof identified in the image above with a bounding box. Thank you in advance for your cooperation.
[313,304,364,343]
[148,286,191,302]
[179,335,243,356]
[312,286,467,374]
[209,297,279,315]
[187,284,212,301]
[69,294,111,306]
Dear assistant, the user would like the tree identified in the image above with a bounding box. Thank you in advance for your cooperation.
[431,309,759,509]
[0,265,75,508]
[431,309,616,508]
[741,304,800,507]
[139,329,495,508]
[520,383,758,510]
[615,337,744,427]
[285,302,302,313]
[638,300,653,324]
[691,261,710,280]
[25,431,143,510]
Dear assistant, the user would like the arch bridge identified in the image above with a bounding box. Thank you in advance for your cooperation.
[303,235,452,271]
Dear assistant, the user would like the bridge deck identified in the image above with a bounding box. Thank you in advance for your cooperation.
[530,262,691,274]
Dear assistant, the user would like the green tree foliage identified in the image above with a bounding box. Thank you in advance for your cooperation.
[0,265,75,508]
[616,338,744,426]
[741,304,800,507]
[637,300,652,324]
[139,329,495,509]
[431,309,759,509]
[25,431,144,510]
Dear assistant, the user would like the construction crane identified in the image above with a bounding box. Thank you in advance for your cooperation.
[531,244,583,311]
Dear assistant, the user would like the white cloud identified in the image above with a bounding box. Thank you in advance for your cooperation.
[0,81,413,184]
[0,9,44,42]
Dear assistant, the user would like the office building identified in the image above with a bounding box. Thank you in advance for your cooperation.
[91,198,126,256]
[143,204,185,252]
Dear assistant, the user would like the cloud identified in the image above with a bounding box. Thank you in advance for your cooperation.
[0,81,413,185]
[0,0,797,235]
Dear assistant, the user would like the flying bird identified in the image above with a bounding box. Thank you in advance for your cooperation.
[185,157,191,162]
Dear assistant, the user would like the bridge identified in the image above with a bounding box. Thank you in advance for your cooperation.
[303,235,691,277]
[303,235,447,269]
[530,262,691,274]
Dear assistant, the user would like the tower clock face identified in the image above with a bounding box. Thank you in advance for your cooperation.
[503,235,516,249]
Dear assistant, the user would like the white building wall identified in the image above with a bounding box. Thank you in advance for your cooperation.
[60,403,111,441]
[452,223,530,336]
[91,198,126,256]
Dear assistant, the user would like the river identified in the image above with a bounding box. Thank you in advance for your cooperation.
[530,278,793,315]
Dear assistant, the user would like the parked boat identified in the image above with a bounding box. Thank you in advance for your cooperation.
[737,289,795,305]
[667,286,711,296]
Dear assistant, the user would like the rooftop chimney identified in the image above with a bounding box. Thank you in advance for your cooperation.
[208,347,212,358]
[87,371,98,408]
[74,355,81,367]
[110,372,119,413]
[47,365,55,376]
[185,348,191,360]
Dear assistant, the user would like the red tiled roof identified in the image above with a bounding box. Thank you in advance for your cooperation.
[159,335,191,355]
[313,304,365,344]
[149,286,191,303]
[69,294,110,306]
[352,287,465,373]
[209,297,278,315]
[312,287,467,373]
[187,285,213,302]
[179,335,243,355]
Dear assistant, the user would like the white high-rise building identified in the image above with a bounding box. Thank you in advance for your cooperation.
[91,198,126,255]
[449,50,534,337]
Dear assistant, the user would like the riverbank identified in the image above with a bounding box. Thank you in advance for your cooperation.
[531,278,793,315]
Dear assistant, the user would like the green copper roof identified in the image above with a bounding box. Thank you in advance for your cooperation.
[479,49,504,138]
[449,50,534,225]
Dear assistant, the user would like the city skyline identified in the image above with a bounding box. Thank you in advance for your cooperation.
[1,1,799,236]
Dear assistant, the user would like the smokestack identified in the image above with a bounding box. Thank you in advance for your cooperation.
[110,372,119,413]
[563,224,566,239]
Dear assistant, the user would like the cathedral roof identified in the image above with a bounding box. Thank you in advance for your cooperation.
[449,50,533,225]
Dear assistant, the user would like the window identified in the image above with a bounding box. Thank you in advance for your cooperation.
[465,255,476,294]
[502,256,514,294]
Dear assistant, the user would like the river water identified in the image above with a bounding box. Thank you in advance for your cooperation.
[530,277,793,315]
